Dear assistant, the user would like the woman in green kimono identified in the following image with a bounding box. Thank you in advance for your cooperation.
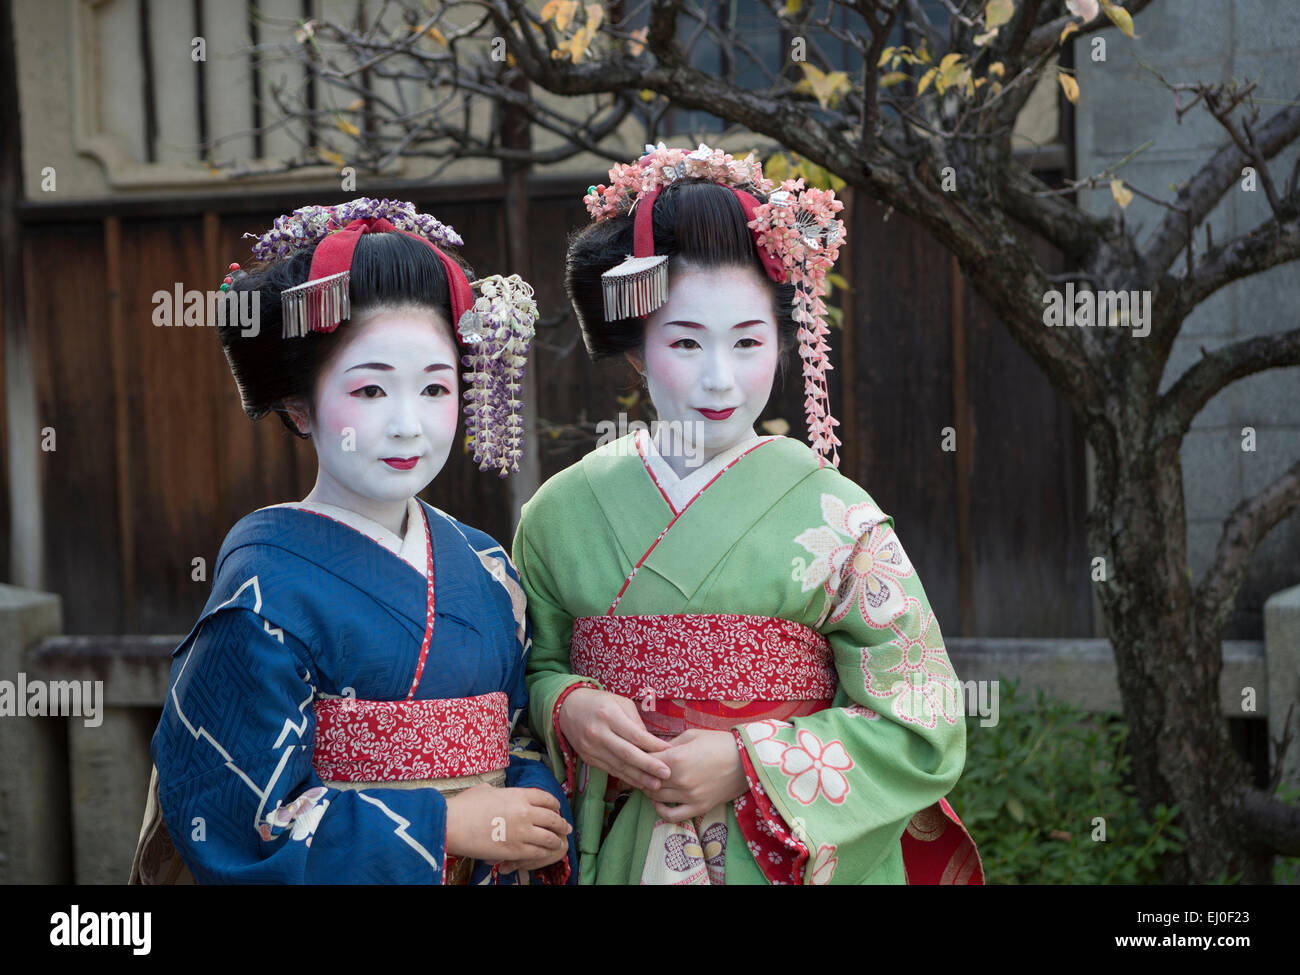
[516,144,982,884]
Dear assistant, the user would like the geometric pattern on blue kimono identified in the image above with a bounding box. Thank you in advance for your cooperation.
[151,500,576,884]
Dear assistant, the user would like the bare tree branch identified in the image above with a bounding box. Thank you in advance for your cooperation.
[1162,209,1300,329]
[1155,326,1300,443]
[1143,91,1300,276]
[1195,456,1300,637]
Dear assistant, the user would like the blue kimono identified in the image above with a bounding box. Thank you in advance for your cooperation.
[149,498,576,884]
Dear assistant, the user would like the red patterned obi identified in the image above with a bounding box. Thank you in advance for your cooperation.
[312,690,510,783]
[571,613,837,704]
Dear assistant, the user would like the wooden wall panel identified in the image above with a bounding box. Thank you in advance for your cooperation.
[965,235,1093,636]
[25,225,122,633]
[843,195,963,634]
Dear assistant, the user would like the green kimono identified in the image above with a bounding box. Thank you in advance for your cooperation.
[515,431,981,884]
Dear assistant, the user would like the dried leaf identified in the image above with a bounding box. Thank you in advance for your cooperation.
[1057,70,1079,104]
[1110,178,1133,208]
[985,0,1014,30]
[797,63,851,110]
[1101,1,1136,38]
[336,117,360,137]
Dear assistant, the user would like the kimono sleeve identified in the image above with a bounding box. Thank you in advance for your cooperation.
[495,552,578,885]
[512,512,601,797]
[732,508,967,884]
[152,606,451,884]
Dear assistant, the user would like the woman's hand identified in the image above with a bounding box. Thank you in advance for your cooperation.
[444,783,571,866]
[643,729,748,822]
[557,687,672,791]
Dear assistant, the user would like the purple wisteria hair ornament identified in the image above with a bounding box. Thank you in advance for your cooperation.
[237,197,537,477]
[583,143,847,468]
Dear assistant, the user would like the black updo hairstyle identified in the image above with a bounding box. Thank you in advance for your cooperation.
[565,179,797,361]
[218,230,472,438]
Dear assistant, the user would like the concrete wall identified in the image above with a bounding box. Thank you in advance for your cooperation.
[1074,1,1300,639]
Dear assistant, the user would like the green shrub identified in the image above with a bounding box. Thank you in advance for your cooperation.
[946,678,1185,884]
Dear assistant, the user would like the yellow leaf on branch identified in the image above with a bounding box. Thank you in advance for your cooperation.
[547,0,579,32]
[985,0,1014,30]
[936,52,966,94]
[568,24,591,60]
[1110,178,1133,208]
[879,71,910,88]
[1059,22,1080,44]
[1057,70,1079,104]
[336,117,360,137]
[1100,1,1137,38]
[627,27,647,57]
[917,66,938,96]
[585,4,604,33]
[796,63,851,110]
[407,23,447,46]
[318,149,345,168]
[988,61,1005,77]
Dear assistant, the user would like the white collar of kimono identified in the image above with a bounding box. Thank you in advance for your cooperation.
[636,426,775,514]
[259,496,428,576]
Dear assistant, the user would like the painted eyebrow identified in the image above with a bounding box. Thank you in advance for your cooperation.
[344,362,455,372]
[662,320,766,329]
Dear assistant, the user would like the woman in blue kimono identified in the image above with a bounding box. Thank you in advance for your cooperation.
[130,199,575,885]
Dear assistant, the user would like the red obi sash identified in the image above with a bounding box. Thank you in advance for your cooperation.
[568,611,983,885]
[312,691,511,783]
[570,613,837,704]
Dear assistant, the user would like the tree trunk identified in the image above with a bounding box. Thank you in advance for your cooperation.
[1090,431,1273,882]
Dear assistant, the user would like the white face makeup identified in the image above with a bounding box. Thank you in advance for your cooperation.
[635,263,780,475]
[288,306,459,535]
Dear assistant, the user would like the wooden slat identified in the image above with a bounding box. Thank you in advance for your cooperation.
[105,216,138,631]
[25,224,123,631]
[951,252,975,635]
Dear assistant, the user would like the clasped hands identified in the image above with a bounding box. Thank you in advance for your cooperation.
[557,686,748,822]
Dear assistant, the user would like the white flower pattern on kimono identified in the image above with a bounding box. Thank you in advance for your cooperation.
[258,786,330,845]
[794,493,912,628]
[761,728,855,806]
[861,596,960,730]
[810,843,838,885]
[793,493,889,594]
[744,718,794,767]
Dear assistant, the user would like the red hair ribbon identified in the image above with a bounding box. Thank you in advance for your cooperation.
[283,216,474,339]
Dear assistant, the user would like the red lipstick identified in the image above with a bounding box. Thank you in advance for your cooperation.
[697,408,736,421]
